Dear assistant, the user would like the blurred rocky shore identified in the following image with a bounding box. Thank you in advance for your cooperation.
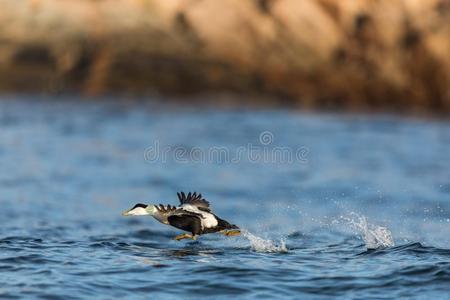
[0,0,449,114]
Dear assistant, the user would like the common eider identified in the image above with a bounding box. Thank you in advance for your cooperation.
[122,192,240,240]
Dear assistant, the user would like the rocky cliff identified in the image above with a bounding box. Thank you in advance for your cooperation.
[0,0,449,113]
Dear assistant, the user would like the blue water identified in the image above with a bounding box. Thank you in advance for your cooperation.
[0,97,449,299]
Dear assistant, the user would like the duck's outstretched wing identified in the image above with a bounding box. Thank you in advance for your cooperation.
[154,204,178,215]
[153,204,199,224]
[177,192,211,212]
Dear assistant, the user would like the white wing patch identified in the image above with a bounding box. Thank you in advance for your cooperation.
[181,204,218,229]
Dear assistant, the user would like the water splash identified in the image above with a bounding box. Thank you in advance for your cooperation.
[342,213,395,249]
[242,230,288,253]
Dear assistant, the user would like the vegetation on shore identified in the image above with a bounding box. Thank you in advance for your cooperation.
[0,0,449,113]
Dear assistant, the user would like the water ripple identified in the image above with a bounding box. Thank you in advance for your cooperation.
[1,100,450,299]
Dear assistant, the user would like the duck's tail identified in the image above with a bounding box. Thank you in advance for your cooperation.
[216,217,239,230]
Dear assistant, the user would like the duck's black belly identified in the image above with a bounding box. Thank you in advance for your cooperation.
[167,215,203,235]
[167,214,237,235]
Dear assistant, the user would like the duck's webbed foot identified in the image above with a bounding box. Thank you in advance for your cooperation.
[174,233,198,241]
[221,230,241,237]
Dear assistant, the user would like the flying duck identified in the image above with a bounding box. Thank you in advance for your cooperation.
[122,192,240,240]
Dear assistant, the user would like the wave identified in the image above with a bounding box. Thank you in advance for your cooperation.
[339,213,395,249]
[241,230,288,253]
[358,242,450,257]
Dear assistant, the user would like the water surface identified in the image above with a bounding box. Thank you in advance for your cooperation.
[0,97,449,299]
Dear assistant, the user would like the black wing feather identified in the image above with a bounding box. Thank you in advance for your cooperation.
[177,191,211,211]
[155,204,177,214]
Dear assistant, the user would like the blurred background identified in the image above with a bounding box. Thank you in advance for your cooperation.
[1,1,450,299]
[0,0,449,113]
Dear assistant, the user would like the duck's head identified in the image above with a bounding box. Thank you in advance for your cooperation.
[122,203,156,216]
